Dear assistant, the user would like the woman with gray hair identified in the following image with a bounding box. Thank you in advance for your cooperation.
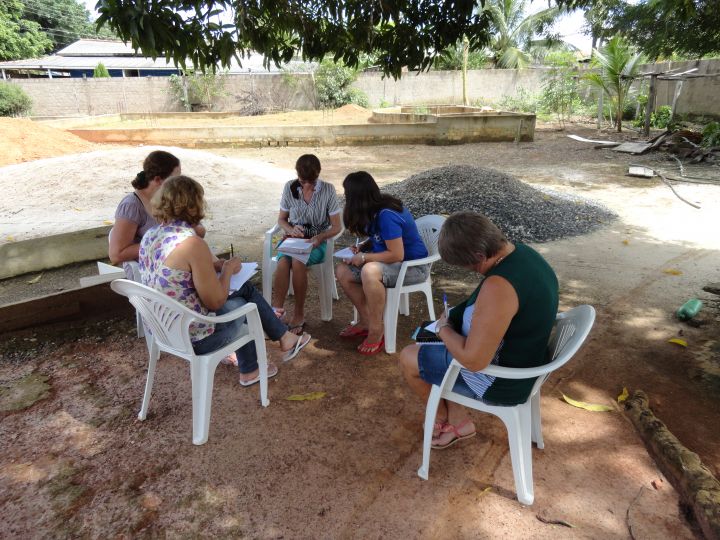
[399,212,558,449]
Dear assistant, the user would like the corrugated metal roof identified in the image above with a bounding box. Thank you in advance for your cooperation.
[0,40,308,73]
[55,39,137,57]
[0,56,178,70]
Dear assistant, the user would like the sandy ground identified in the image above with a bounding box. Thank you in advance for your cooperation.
[1,123,719,538]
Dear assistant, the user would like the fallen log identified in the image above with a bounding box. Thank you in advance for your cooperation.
[625,390,720,540]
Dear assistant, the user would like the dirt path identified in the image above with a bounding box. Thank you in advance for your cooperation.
[1,123,718,538]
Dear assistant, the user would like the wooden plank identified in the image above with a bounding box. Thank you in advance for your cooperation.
[612,142,653,154]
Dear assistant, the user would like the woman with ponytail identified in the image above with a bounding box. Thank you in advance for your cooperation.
[110,150,206,270]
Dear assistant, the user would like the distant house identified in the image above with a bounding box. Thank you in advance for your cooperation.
[0,39,298,79]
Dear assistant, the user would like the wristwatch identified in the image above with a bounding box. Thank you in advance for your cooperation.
[435,321,450,336]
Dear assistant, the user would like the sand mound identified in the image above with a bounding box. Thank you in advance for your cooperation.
[0,146,292,248]
[0,118,96,167]
[385,165,616,243]
[335,104,368,114]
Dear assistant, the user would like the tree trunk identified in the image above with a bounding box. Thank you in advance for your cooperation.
[462,35,469,106]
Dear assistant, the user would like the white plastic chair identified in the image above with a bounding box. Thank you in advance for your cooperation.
[110,279,271,445]
[352,214,444,353]
[417,305,596,505]
[261,224,344,322]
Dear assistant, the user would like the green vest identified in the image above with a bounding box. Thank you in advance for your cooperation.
[449,243,559,405]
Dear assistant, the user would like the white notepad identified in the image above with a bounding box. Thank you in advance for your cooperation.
[333,247,355,259]
[277,238,313,253]
[228,262,258,293]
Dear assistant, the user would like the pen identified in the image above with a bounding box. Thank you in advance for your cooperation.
[230,243,234,258]
[443,293,448,318]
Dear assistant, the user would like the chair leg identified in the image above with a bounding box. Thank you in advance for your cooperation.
[384,289,401,354]
[255,344,270,409]
[138,338,160,421]
[318,266,333,322]
[423,287,436,321]
[190,358,218,445]
[530,392,544,449]
[400,293,410,316]
[418,384,443,480]
[332,277,339,300]
[136,312,145,338]
[503,405,535,505]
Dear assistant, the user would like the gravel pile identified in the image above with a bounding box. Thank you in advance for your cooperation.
[384,165,616,243]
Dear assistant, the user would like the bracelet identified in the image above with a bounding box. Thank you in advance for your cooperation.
[435,321,450,336]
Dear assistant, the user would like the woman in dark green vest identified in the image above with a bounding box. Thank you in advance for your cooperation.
[399,212,558,449]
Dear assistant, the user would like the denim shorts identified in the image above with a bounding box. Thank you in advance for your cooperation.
[417,344,477,399]
[347,261,430,288]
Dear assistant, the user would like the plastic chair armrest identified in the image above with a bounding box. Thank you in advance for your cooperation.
[401,254,440,268]
[438,359,463,390]
[479,363,558,379]
[191,302,260,324]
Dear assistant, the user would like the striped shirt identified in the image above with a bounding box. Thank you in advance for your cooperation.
[279,179,341,238]
[459,303,502,399]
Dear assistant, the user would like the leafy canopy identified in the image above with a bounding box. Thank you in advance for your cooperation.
[0,0,52,60]
[95,0,578,78]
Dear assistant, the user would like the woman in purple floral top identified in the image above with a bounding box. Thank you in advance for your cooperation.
[139,176,311,386]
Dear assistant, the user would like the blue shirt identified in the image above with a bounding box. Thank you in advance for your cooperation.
[369,208,428,261]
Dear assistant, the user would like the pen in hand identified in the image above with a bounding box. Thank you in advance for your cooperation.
[230,243,234,258]
[443,293,448,319]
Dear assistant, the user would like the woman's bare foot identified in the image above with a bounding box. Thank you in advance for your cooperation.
[238,362,278,386]
[287,314,305,335]
[431,419,476,449]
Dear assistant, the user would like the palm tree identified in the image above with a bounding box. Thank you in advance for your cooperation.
[583,35,644,132]
[483,0,563,68]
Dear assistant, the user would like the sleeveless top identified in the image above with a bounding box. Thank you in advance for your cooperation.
[448,243,559,405]
[138,221,215,342]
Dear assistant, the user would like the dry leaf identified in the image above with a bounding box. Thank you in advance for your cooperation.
[662,269,682,276]
[617,387,629,404]
[562,393,613,412]
[286,391,326,401]
[622,239,629,245]
[73,208,83,212]
[6,236,15,242]
[27,273,43,284]
[103,220,114,225]
[667,338,687,347]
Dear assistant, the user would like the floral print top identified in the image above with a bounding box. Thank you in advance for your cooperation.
[138,220,214,342]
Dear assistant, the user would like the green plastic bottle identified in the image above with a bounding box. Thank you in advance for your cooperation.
[676,298,703,321]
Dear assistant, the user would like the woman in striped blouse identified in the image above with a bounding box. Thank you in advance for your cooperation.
[272,154,342,334]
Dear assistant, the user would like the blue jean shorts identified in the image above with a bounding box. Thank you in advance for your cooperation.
[417,344,477,399]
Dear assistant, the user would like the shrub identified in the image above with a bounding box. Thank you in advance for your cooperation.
[93,63,110,78]
[314,59,368,109]
[651,105,673,129]
[538,51,580,128]
[702,122,720,148]
[168,70,227,111]
[0,82,32,116]
[498,87,538,113]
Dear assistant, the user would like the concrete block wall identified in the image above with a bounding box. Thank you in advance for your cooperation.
[8,60,720,118]
[640,59,720,118]
[355,69,548,107]
[13,77,179,116]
